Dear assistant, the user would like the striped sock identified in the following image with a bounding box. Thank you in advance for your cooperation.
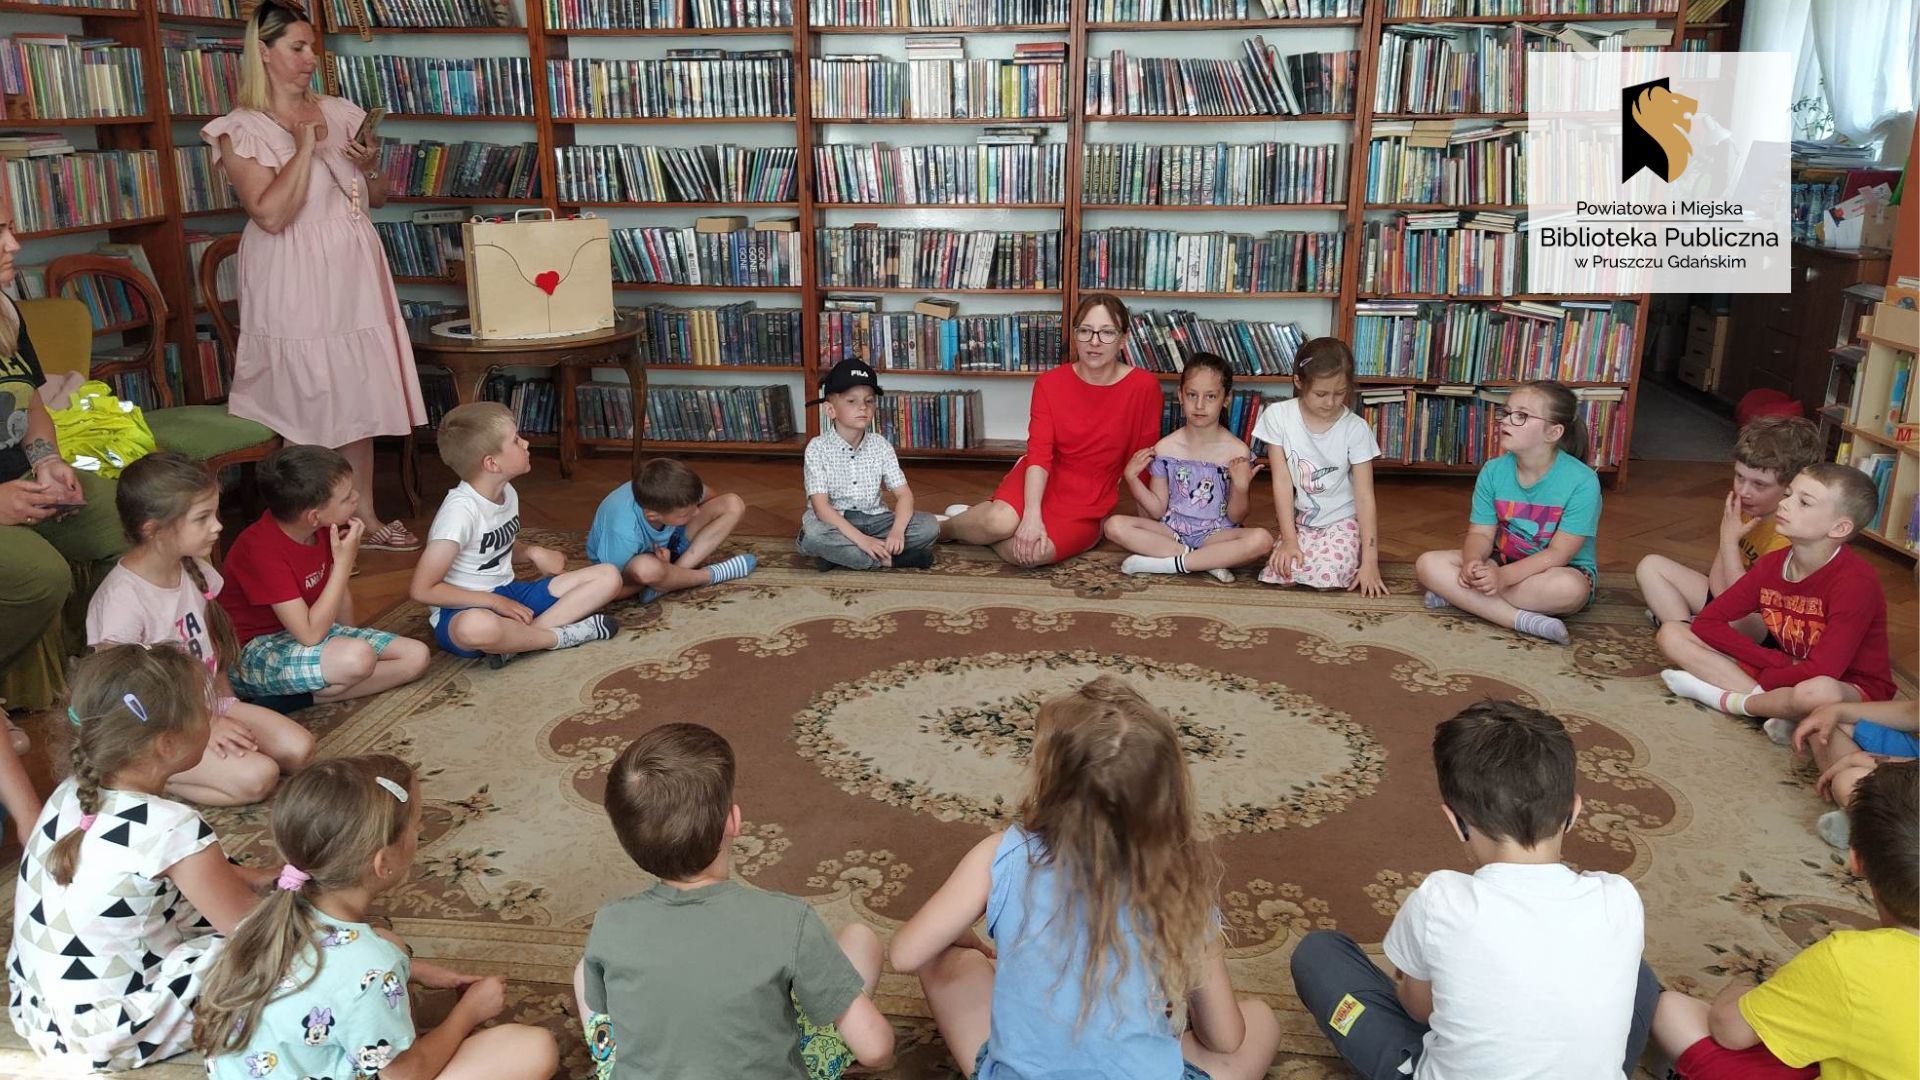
[1660,669,1759,715]
[1719,690,1757,717]
[1423,590,1449,610]
[1172,550,1189,574]
[705,553,757,586]
[1512,609,1571,645]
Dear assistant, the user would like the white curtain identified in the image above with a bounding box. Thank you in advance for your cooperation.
[1742,0,1920,161]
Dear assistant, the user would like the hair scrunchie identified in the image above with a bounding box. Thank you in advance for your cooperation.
[276,864,311,891]
[77,813,97,831]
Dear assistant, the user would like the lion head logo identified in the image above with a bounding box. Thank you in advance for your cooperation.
[1623,77,1698,184]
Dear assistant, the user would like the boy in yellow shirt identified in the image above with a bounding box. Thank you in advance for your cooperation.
[1649,759,1917,1080]
[1636,416,1820,633]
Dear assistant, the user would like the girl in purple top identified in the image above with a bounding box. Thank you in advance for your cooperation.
[1104,354,1274,581]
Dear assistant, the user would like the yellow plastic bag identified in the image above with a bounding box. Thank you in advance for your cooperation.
[48,380,158,479]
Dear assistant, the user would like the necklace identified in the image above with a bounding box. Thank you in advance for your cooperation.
[266,102,363,218]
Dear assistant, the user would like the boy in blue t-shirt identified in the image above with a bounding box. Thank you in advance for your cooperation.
[587,458,756,602]
[1413,382,1601,645]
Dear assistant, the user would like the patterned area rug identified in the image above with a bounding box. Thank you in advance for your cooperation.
[1,534,1887,1079]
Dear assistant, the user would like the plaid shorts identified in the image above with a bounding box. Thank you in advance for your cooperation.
[232,625,399,697]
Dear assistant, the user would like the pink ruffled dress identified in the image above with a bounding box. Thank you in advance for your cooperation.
[201,97,426,447]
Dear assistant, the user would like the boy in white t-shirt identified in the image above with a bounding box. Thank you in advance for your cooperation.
[409,403,622,668]
[1290,701,1663,1080]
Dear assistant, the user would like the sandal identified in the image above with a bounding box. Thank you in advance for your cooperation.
[363,520,423,552]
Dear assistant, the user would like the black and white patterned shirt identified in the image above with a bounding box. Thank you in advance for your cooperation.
[804,425,908,514]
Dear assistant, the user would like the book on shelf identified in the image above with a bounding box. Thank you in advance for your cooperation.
[330,54,532,117]
[820,308,1062,371]
[1124,309,1306,376]
[871,389,986,450]
[160,29,241,117]
[815,140,1066,205]
[812,0,1066,26]
[1088,1,1362,19]
[0,35,146,121]
[2,148,164,234]
[644,383,798,443]
[548,52,794,120]
[155,334,227,404]
[418,366,459,427]
[379,138,540,201]
[1854,452,1897,532]
[548,0,793,30]
[1385,1,1679,16]
[375,220,465,278]
[1358,388,1409,461]
[1162,388,1274,445]
[1374,20,1668,116]
[575,381,636,441]
[10,0,140,9]
[610,222,802,288]
[636,302,803,366]
[1353,298,1636,383]
[557,143,797,204]
[157,0,243,16]
[1360,211,1528,296]
[1078,226,1342,293]
[322,0,517,29]
[1085,41,1357,117]
[817,226,1062,290]
[175,145,244,213]
[913,297,958,318]
[1365,120,1526,204]
[483,373,560,436]
[810,50,1067,121]
[1082,140,1343,206]
[184,230,240,306]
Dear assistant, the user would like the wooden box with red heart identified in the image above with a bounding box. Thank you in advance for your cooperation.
[462,210,615,340]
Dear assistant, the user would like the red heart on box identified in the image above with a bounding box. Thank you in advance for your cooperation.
[534,270,561,295]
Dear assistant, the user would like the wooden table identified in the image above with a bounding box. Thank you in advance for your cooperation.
[405,310,645,483]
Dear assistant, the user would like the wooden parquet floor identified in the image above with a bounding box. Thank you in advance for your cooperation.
[343,449,1917,678]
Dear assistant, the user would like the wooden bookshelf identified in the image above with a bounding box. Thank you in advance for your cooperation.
[1835,300,1919,559]
[9,1,1684,472]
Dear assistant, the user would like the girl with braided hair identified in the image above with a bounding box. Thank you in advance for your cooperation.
[6,644,272,1070]
[86,451,314,806]
[194,755,556,1080]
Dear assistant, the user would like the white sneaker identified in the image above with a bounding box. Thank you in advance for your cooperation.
[1762,717,1796,747]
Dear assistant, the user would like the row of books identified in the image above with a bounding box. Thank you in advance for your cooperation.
[1090,0,1361,18]
[185,230,239,307]
[817,227,1063,290]
[1085,43,1357,117]
[813,141,1066,205]
[1352,298,1636,383]
[1385,1,1676,15]
[554,143,797,204]
[819,306,1064,371]
[157,0,241,16]
[610,222,802,287]
[546,0,794,30]
[547,53,794,120]
[160,31,240,117]
[1854,454,1901,535]
[812,0,1065,25]
[645,383,799,443]
[0,36,146,121]
[418,368,459,427]
[374,220,464,278]
[638,302,804,366]
[323,0,514,28]
[174,145,243,214]
[3,149,164,235]
[1365,121,1526,205]
[1359,389,1407,459]
[1373,22,1671,115]
[871,389,987,450]
[1078,227,1343,294]
[809,51,1069,120]
[482,374,562,436]
[1123,309,1307,375]
[330,55,534,118]
[1081,140,1343,206]
[1357,210,1524,297]
[1162,388,1272,445]
[376,138,541,201]
[1358,386,1625,468]
[576,382,636,441]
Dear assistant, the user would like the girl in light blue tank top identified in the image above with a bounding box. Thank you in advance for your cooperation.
[889,677,1283,1080]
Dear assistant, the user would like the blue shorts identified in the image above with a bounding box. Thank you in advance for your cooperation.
[973,1043,1209,1080]
[428,578,560,658]
[1853,720,1920,758]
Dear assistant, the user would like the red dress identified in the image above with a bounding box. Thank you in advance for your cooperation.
[992,363,1163,560]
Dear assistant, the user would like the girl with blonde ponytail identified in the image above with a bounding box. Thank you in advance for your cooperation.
[195,756,557,1080]
[6,644,272,1071]
[87,451,314,806]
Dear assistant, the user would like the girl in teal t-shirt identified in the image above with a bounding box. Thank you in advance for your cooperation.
[193,756,556,1080]
[1414,380,1602,645]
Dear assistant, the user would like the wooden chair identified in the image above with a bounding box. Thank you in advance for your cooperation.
[45,254,280,475]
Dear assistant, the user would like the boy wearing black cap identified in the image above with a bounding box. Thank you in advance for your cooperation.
[798,358,938,570]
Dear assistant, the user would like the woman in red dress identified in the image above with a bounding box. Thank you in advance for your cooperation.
[940,293,1162,566]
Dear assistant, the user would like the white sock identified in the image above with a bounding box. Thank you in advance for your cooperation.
[1661,669,1760,715]
[1762,717,1797,746]
[1206,567,1235,583]
[705,553,757,585]
[550,614,618,650]
[944,503,971,517]
[1121,545,1190,576]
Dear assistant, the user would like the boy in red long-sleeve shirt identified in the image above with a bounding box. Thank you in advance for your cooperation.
[1657,463,1895,721]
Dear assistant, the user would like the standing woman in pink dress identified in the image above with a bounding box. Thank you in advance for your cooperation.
[201,0,426,550]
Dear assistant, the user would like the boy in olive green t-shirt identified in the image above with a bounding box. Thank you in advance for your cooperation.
[574,723,896,1080]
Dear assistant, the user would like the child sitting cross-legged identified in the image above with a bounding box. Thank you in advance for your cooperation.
[1780,698,1917,849]
[1649,759,1916,1080]
[576,722,895,1079]
[587,458,756,601]
[795,357,939,571]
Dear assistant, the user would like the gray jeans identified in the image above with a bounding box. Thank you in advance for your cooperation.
[796,508,940,570]
[1289,930,1663,1080]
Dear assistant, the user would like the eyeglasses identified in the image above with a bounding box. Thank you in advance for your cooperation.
[1495,408,1543,427]
[1074,326,1120,344]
